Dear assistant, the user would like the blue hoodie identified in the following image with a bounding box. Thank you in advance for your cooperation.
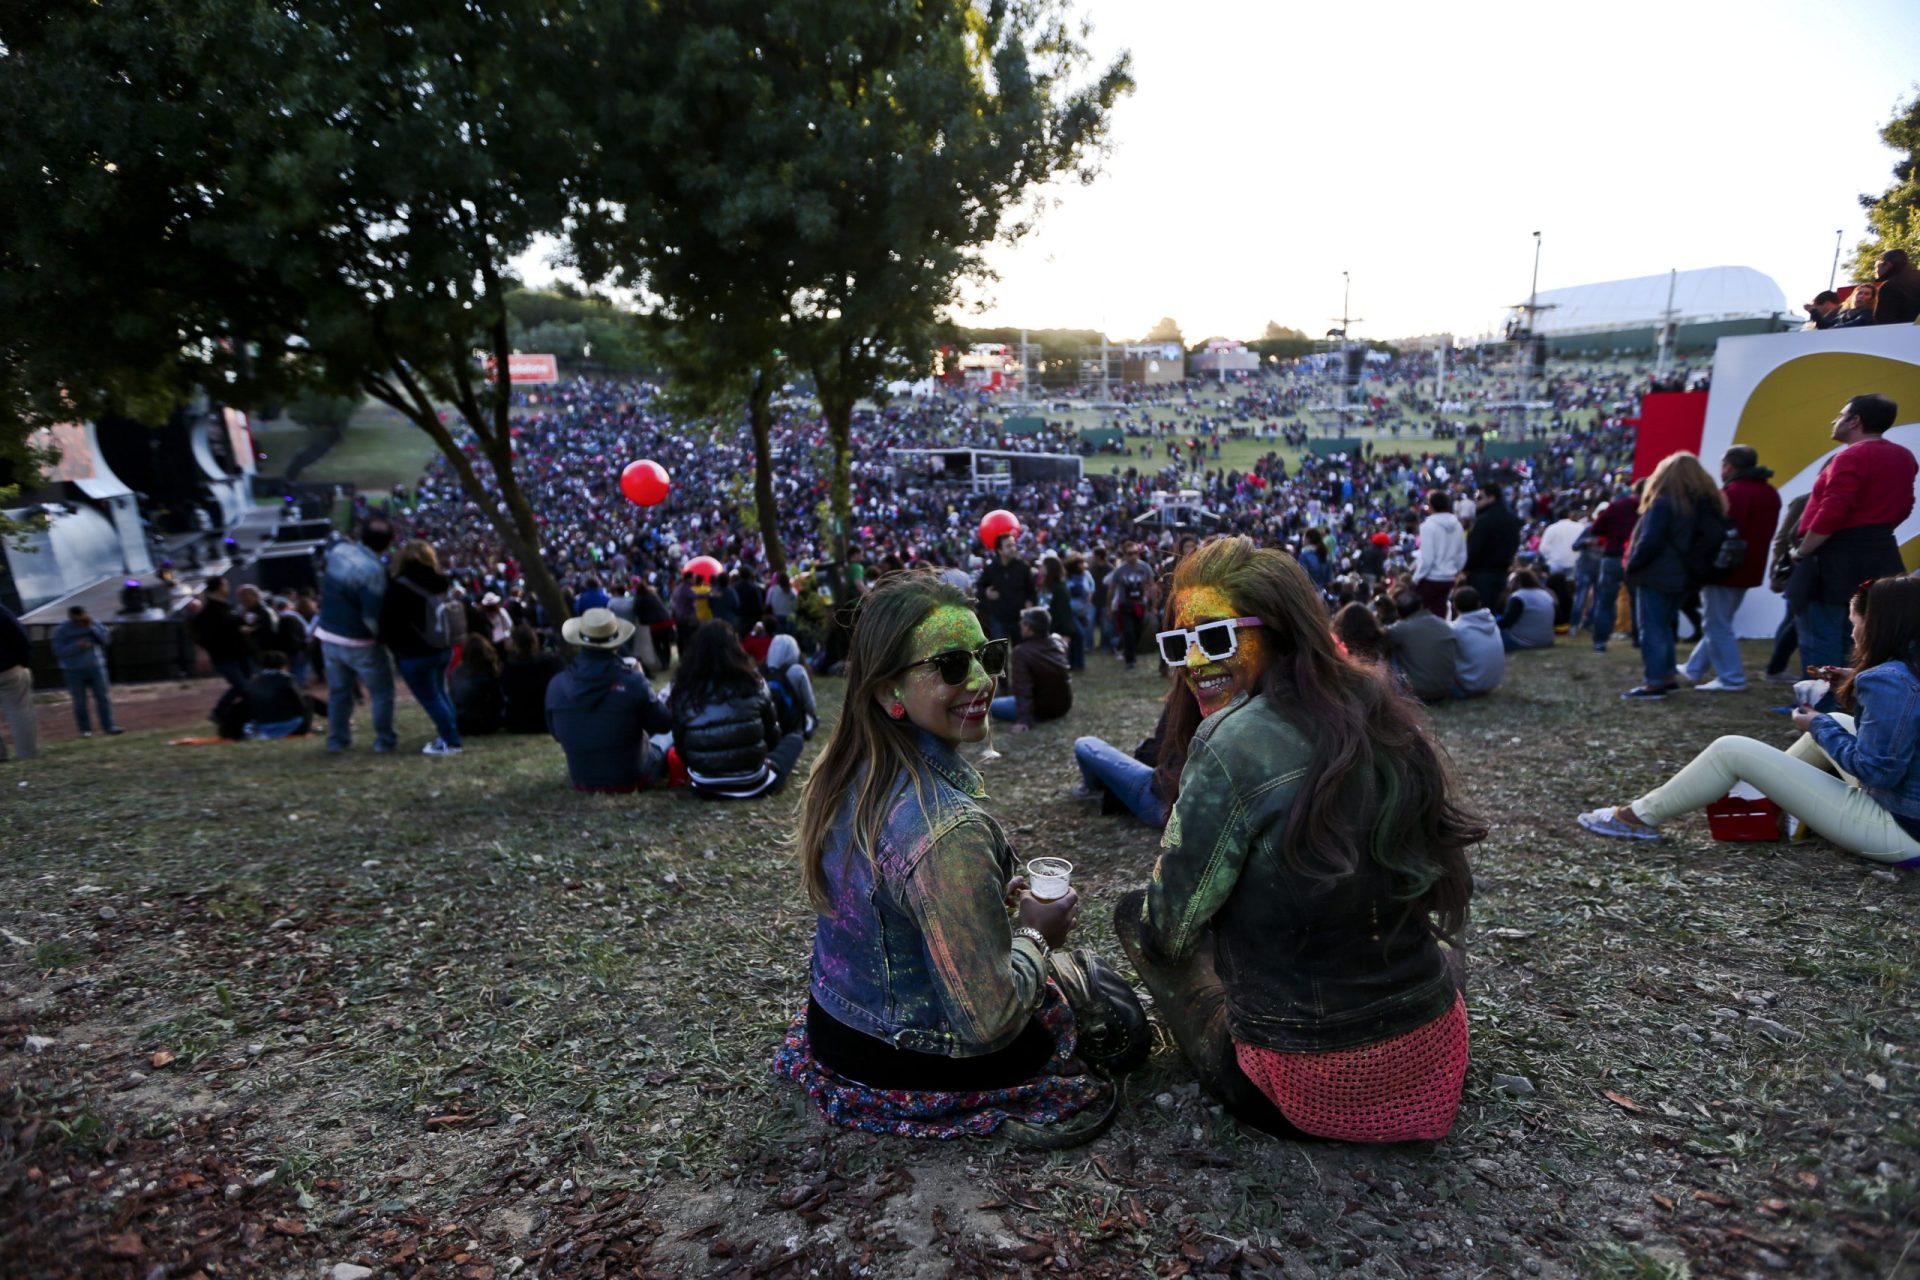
[545,650,673,791]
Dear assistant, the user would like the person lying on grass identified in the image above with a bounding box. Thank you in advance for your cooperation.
[775,571,1146,1147]
[1580,575,1920,865]
[1114,536,1485,1143]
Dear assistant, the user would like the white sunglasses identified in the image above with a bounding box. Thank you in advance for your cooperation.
[1155,616,1263,667]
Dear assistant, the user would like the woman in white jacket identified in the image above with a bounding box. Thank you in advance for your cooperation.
[1413,490,1468,617]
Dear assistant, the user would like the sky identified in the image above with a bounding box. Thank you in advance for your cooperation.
[519,0,1920,344]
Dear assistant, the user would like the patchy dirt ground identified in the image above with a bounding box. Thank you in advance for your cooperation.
[2,641,1916,1279]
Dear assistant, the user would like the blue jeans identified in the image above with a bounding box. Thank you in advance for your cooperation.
[1074,736,1166,828]
[1683,585,1748,687]
[1571,560,1600,630]
[1795,601,1848,673]
[397,651,461,747]
[1589,558,1624,646]
[214,657,252,691]
[1635,588,1681,688]
[63,667,116,733]
[990,695,1019,722]
[323,641,396,752]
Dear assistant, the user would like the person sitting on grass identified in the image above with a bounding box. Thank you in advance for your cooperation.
[243,650,312,739]
[1447,586,1505,698]
[450,634,504,737]
[668,620,804,800]
[499,624,563,735]
[1496,568,1557,652]
[991,607,1072,732]
[546,608,673,793]
[774,572,1146,1148]
[1331,601,1388,664]
[1113,536,1484,1143]
[1578,575,1920,865]
[761,633,818,738]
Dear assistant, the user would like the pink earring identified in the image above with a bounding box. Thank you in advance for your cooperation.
[889,701,906,719]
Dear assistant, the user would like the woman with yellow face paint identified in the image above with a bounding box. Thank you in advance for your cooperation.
[774,571,1147,1145]
[1114,536,1486,1142]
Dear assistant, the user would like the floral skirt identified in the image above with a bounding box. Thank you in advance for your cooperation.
[771,981,1113,1140]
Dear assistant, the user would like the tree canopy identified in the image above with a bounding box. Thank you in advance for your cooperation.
[1142,317,1185,344]
[1853,92,1919,278]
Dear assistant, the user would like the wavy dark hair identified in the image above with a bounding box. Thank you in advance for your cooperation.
[1151,537,1483,938]
[797,572,974,910]
[1839,575,1920,711]
[670,619,761,714]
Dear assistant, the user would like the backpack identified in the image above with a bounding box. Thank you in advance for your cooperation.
[762,668,803,738]
[399,577,468,650]
[1679,506,1744,585]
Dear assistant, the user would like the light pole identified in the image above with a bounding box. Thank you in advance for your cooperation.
[1830,229,1843,292]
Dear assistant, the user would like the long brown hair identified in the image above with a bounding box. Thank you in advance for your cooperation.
[1640,452,1727,520]
[1839,575,1920,710]
[797,571,972,911]
[1151,537,1483,938]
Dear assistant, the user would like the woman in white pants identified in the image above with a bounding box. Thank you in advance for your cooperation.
[1579,577,1920,866]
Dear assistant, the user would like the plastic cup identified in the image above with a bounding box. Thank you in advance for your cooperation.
[1026,857,1073,902]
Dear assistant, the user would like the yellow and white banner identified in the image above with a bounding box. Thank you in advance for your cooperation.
[1698,326,1920,636]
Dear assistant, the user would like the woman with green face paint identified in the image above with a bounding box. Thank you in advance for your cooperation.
[774,572,1146,1145]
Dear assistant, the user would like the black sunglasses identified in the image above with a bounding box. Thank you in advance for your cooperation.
[902,638,1010,686]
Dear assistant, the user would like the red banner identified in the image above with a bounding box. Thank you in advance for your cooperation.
[484,353,559,384]
[1632,391,1709,479]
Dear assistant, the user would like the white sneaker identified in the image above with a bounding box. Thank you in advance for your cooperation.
[1694,678,1747,693]
[422,739,463,756]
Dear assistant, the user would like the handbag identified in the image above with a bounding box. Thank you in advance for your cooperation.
[1048,948,1152,1074]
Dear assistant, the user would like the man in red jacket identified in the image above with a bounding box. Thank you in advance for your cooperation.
[1680,445,1783,691]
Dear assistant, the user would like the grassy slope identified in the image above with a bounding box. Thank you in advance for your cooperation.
[2,645,1914,1278]
[250,400,444,491]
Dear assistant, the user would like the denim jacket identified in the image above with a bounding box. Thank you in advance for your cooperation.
[809,731,1048,1057]
[1136,693,1457,1052]
[1811,660,1920,823]
[316,539,388,643]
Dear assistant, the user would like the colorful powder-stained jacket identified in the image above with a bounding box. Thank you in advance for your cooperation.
[1810,659,1920,830]
[809,731,1048,1057]
[1134,693,1458,1052]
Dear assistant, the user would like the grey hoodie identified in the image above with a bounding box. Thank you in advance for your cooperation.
[1449,608,1504,696]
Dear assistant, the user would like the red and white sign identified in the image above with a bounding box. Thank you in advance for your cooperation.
[485,353,560,384]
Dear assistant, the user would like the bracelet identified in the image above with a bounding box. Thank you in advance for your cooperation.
[1012,926,1051,959]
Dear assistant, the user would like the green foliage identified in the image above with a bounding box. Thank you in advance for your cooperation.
[286,392,361,434]
[577,0,1131,563]
[1143,317,1185,344]
[0,0,595,622]
[505,289,653,374]
[1853,92,1919,278]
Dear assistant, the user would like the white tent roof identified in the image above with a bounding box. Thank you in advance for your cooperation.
[1527,266,1787,335]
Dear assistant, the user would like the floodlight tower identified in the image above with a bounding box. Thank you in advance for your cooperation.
[1323,271,1366,438]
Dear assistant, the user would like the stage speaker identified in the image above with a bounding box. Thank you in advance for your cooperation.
[1342,348,1366,384]
[1530,337,1548,374]
[274,518,334,543]
[255,547,319,593]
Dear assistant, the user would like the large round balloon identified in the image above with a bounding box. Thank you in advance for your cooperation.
[684,555,724,583]
[620,459,671,507]
[978,509,1021,550]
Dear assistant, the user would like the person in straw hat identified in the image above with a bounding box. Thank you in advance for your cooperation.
[545,608,673,792]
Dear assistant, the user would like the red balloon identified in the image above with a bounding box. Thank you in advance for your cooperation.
[621,459,670,507]
[978,508,1021,550]
[684,555,723,583]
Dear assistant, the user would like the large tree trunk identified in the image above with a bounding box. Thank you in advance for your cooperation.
[749,364,787,578]
[821,386,854,571]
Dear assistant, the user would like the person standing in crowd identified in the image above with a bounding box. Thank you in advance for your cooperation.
[1537,504,1586,623]
[545,607,673,792]
[52,606,122,738]
[1496,569,1557,652]
[271,595,312,685]
[776,573,1134,1147]
[380,539,464,756]
[1870,249,1920,325]
[315,518,397,754]
[1680,445,1782,692]
[1384,589,1460,703]
[993,607,1072,732]
[0,604,38,762]
[977,533,1035,643]
[1763,493,1813,684]
[1089,545,1113,653]
[1105,542,1154,667]
[765,573,798,637]
[499,624,564,734]
[1412,490,1467,618]
[1585,483,1642,652]
[1448,585,1505,697]
[1621,453,1725,701]
[450,634,505,738]
[190,576,252,691]
[573,576,610,616]
[1786,396,1917,689]
[1580,576,1920,865]
[1065,554,1095,672]
[1461,480,1521,611]
[1039,554,1077,670]
[668,619,804,800]
[1114,537,1482,1142]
